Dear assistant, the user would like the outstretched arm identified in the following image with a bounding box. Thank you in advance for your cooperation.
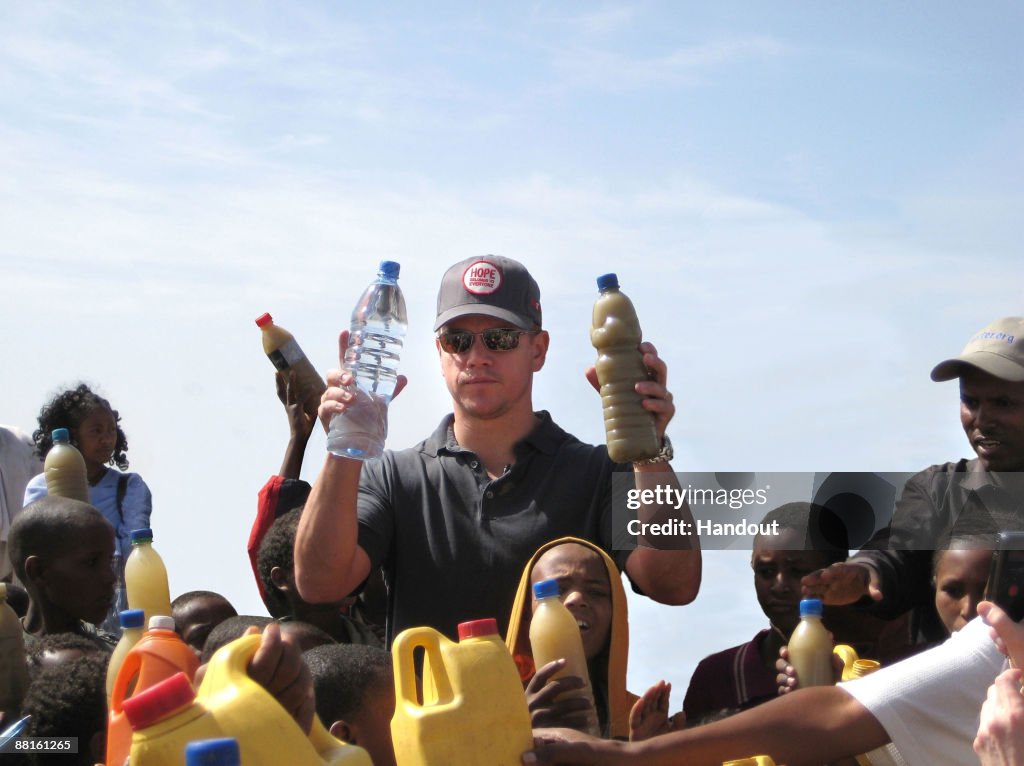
[525,685,888,766]
[294,331,405,604]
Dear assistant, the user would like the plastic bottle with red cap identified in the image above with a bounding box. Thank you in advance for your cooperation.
[391,617,532,765]
[255,313,327,417]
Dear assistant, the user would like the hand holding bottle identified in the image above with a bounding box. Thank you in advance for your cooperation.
[585,341,675,443]
[319,330,408,457]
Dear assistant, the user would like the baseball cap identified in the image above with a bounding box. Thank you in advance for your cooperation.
[433,256,542,331]
[930,317,1024,382]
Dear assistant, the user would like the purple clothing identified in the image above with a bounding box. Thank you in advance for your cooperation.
[683,629,778,722]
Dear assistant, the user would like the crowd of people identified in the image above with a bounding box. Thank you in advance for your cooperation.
[1,256,1022,766]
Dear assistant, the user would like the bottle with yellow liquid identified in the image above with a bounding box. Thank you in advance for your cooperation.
[43,427,90,502]
[105,608,146,705]
[788,598,834,688]
[529,579,602,737]
[125,527,173,628]
[590,274,660,463]
[0,583,29,722]
[256,313,327,417]
[392,618,533,766]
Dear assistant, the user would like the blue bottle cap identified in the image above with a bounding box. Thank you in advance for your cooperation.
[184,737,241,766]
[51,427,71,442]
[533,578,560,600]
[596,273,619,291]
[799,598,823,617]
[119,609,146,629]
[379,260,401,280]
[130,528,154,544]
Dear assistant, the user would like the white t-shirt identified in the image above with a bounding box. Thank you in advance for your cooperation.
[840,617,1006,766]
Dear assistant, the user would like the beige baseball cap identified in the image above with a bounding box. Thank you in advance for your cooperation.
[930,317,1024,382]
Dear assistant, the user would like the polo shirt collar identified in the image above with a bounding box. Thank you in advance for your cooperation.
[422,410,565,458]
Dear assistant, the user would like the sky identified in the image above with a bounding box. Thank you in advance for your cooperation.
[2,1,1023,703]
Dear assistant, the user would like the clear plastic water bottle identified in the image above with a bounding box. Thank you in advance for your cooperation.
[327,261,407,459]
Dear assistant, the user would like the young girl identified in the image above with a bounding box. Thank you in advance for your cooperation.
[24,384,152,627]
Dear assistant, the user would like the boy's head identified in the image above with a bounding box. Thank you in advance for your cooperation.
[20,652,108,766]
[279,620,336,653]
[932,539,994,635]
[27,631,107,680]
[9,497,116,628]
[200,615,274,663]
[751,503,848,636]
[257,507,320,618]
[529,541,612,662]
[171,590,238,657]
[304,643,396,766]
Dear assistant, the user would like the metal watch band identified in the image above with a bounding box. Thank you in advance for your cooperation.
[633,435,674,465]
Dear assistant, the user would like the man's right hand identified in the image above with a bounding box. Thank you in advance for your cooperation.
[801,561,883,605]
[318,330,408,434]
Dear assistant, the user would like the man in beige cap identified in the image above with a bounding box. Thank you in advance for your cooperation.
[804,317,1024,645]
[295,256,701,646]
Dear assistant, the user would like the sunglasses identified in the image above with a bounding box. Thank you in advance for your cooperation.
[437,328,535,354]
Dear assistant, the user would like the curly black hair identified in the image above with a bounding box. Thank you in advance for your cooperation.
[20,653,108,766]
[257,507,303,619]
[32,383,129,470]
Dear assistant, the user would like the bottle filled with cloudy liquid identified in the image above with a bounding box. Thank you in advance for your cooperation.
[528,578,601,737]
[106,609,147,705]
[125,528,173,629]
[44,427,90,502]
[256,313,327,417]
[327,261,407,460]
[788,598,834,688]
[590,274,660,463]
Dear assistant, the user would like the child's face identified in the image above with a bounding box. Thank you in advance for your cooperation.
[175,597,237,658]
[73,407,117,470]
[38,520,116,627]
[751,528,831,636]
[934,548,992,634]
[351,675,397,766]
[530,543,613,662]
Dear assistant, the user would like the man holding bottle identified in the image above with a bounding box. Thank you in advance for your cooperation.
[294,256,701,645]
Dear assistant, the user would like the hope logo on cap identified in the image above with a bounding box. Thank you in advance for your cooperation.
[462,261,503,295]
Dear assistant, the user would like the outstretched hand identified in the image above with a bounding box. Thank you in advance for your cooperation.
[245,623,316,734]
[585,341,674,439]
[629,679,685,741]
[276,369,319,439]
[979,601,1024,668]
[801,562,883,606]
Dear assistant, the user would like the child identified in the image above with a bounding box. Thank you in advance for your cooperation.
[18,652,109,766]
[505,536,681,740]
[9,496,118,651]
[932,541,993,637]
[257,507,380,646]
[24,384,152,632]
[304,643,397,766]
[683,502,849,724]
[171,590,238,657]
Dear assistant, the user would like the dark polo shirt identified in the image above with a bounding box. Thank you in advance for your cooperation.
[357,411,633,644]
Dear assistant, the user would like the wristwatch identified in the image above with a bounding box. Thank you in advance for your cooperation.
[633,435,674,466]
